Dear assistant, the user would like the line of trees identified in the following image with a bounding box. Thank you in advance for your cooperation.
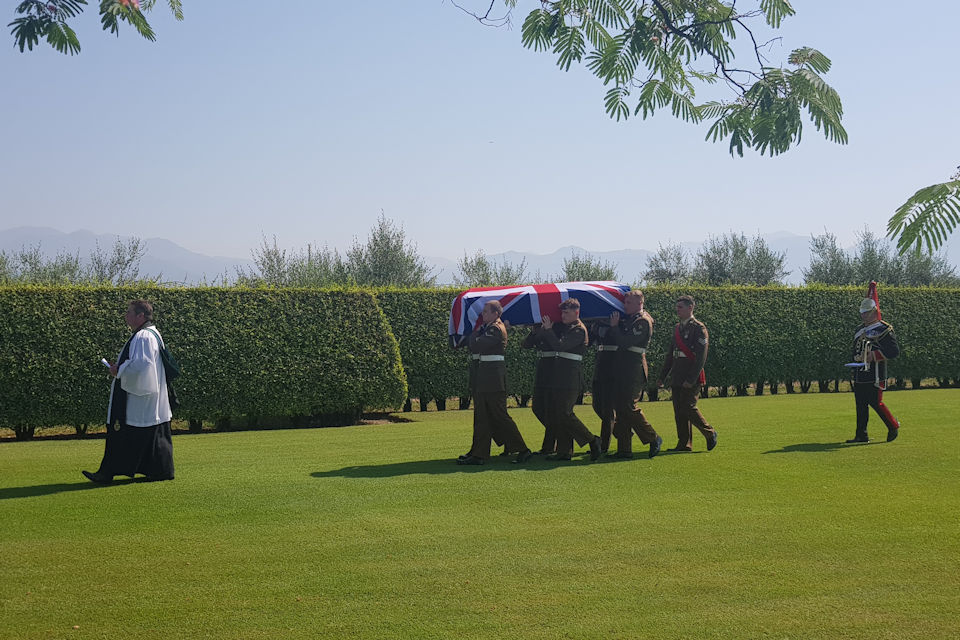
[5,218,959,288]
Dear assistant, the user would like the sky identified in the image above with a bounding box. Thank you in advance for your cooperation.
[1,1,958,262]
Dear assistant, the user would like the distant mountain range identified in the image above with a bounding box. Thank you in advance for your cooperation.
[3,226,958,286]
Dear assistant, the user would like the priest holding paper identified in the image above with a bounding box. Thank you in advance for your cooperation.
[82,300,175,483]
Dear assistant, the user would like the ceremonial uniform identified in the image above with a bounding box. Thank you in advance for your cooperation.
[589,322,618,452]
[466,318,528,459]
[850,319,900,442]
[608,310,660,454]
[660,316,717,451]
[529,318,597,457]
[522,326,560,454]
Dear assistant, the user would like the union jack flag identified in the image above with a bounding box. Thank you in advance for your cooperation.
[448,281,631,347]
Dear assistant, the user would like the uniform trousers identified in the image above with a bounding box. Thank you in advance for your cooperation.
[854,383,899,438]
[592,374,616,451]
[671,385,715,448]
[613,381,659,452]
[470,391,528,459]
[549,388,594,452]
[531,387,560,453]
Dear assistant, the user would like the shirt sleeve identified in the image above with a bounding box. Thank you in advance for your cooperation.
[118,331,160,397]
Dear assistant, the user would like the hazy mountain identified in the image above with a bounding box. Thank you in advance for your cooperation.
[3,226,958,286]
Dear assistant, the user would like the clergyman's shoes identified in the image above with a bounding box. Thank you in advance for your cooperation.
[456,455,485,466]
[648,435,663,459]
[513,449,533,464]
[886,427,899,442]
[81,470,112,484]
[845,435,869,444]
[589,436,602,461]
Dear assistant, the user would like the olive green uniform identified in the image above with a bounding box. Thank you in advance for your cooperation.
[467,319,528,459]
[609,311,660,453]
[589,322,618,452]
[659,317,716,450]
[528,319,596,452]
[522,326,560,453]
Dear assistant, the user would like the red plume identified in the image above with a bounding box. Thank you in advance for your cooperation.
[867,280,881,320]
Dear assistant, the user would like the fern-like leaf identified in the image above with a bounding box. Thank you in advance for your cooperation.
[887,181,960,254]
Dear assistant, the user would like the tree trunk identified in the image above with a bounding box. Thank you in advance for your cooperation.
[519,394,531,408]
[189,419,203,433]
[435,398,446,411]
[910,378,922,390]
[14,425,36,440]
[403,398,413,412]
[799,380,812,393]
[459,396,471,410]
[769,381,779,395]
[736,384,749,397]
[755,381,765,396]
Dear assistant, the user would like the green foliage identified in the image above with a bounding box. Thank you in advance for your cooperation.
[644,242,692,284]
[342,214,437,287]
[0,286,407,432]
[805,229,959,286]
[558,249,618,281]
[9,0,181,54]
[505,0,845,156]
[453,251,528,287]
[887,178,960,255]
[0,238,152,285]
[691,233,789,285]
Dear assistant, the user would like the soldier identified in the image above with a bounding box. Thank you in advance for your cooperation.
[657,295,718,453]
[588,319,618,454]
[847,297,901,443]
[522,319,560,455]
[528,298,602,462]
[457,301,532,465]
[608,290,662,459]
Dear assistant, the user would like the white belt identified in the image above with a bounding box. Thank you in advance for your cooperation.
[596,345,619,352]
[470,354,480,360]
[626,347,647,354]
[479,355,505,362]
[673,350,688,358]
[555,352,583,361]
[538,351,557,358]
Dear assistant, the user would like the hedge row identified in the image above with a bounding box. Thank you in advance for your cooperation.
[0,287,407,434]
[2,286,958,436]
[380,286,960,404]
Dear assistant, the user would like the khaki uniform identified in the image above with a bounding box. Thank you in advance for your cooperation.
[467,318,528,458]
[609,311,659,452]
[589,322,618,451]
[529,319,595,451]
[522,327,560,453]
[660,317,716,450]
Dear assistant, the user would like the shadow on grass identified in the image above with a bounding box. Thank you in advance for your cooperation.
[763,441,884,454]
[0,477,144,500]
[311,454,647,478]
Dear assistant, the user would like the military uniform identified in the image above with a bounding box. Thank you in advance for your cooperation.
[529,318,598,458]
[608,310,660,454]
[465,318,528,459]
[589,322,618,452]
[522,326,560,454]
[660,316,717,451]
[850,319,900,442]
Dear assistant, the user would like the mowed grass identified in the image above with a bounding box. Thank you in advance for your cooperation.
[1,390,958,640]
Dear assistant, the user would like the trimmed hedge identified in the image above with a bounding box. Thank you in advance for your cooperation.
[0,287,407,435]
[3,285,958,436]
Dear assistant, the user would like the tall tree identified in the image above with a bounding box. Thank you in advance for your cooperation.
[459,0,846,156]
[9,0,183,55]
[236,236,346,287]
[803,231,853,285]
[558,250,618,281]
[691,232,788,285]
[0,238,150,284]
[644,242,691,284]
[454,251,528,287]
[341,213,437,288]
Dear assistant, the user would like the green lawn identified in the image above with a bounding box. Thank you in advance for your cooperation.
[2,390,958,640]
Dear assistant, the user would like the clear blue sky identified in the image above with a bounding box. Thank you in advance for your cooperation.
[1,1,958,260]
